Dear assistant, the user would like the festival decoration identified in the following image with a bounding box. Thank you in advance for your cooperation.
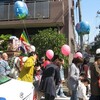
[46,49,54,60]
[20,31,29,43]
[74,52,83,58]
[76,21,90,35]
[61,44,70,56]
[14,1,28,19]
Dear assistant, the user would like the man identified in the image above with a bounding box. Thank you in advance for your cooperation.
[0,52,11,76]
[2,52,8,61]
[89,48,100,100]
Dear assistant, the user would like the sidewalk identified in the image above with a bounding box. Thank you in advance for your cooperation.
[40,81,71,100]
[41,96,70,100]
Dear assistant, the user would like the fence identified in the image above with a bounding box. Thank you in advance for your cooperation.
[0,1,50,21]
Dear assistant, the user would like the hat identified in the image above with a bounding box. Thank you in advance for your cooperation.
[30,45,35,52]
[96,48,100,54]
[22,57,28,62]
[36,66,41,71]
[9,36,18,40]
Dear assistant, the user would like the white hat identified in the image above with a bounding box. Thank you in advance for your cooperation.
[9,36,18,40]
[96,48,100,54]
[31,45,35,52]
[22,57,28,62]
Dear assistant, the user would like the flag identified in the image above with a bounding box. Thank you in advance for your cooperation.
[19,31,33,53]
[20,31,29,43]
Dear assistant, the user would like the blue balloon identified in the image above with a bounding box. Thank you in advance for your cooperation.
[0,97,6,100]
[76,23,81,33]
[14,1,28,19]
[76,21,90,35]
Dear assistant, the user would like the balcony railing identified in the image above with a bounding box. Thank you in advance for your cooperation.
[0,1,50,21]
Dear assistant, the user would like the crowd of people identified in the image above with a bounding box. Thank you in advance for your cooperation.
[68,48,100,100]
[0,47,100,100]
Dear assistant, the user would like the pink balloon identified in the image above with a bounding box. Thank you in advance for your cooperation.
[46,49,54,60]
[43,60,51,68]
[61,44,70,56]
[74,52,83,58]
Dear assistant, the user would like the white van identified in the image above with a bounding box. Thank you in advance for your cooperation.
[0,75,34,100]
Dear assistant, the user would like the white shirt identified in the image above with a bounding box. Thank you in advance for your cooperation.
[77,81,88,100]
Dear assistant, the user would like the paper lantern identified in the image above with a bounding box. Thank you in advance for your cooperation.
[14,1,28,19]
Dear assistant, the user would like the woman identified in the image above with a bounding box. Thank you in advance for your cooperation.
[18,51,37,83]
[39,59,60,100]
[68,57,83,100]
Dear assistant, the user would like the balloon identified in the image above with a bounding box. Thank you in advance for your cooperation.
[74,52,83,58]
[61,44,70,56]
[46,49,54,60]
[0,97,6,100]
[43,60,51,68]
[14,1,28,19]
[76,21,90,35]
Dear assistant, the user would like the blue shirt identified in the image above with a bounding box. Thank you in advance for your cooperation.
[0,59,11,75]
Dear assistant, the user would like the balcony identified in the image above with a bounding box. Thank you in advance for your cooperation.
[0,1,64,29]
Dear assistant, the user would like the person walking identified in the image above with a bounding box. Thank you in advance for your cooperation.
[39,59,60,100]
[56,58,66,98]
[68,57,83,100]
[89,48,100,100]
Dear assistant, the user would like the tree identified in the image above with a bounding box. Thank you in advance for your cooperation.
[31,28,68,67]
[0,34,11,51]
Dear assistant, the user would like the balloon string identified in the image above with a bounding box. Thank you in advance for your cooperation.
[22,20,30,43]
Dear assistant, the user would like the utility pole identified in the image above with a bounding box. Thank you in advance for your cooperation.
[77,0,83,52]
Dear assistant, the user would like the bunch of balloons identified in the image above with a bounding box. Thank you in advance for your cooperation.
[14,1,28,19]
[76,21,90,35]
[46,44,71,60]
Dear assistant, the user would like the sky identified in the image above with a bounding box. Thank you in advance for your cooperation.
[74,0,100,43]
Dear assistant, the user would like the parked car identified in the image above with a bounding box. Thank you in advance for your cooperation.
[0,75,34,100]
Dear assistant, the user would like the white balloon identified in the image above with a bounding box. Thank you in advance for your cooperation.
[96,48,100,54]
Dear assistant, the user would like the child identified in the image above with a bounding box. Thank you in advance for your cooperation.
[33,61,43,100]
[77,78,90,100]
[56,58,66,98]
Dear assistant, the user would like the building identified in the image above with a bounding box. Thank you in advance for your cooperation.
[0,0,75,64]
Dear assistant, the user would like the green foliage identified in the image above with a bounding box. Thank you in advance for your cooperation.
[0,34,11,40]
[0,34,11,51]
[31,28,68,67]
